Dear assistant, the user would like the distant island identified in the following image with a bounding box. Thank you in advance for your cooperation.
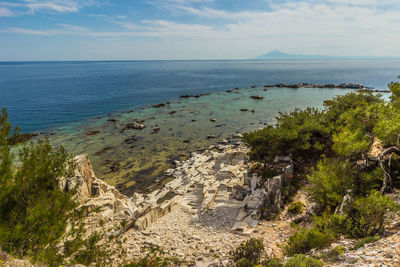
[255,50,397,60]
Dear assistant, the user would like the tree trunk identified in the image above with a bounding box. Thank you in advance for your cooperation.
[367,146,399,194]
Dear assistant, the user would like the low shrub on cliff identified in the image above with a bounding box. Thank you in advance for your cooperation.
[307,158,354,211]
[287,201,304,215]
[348,191,399,237]
[284,254,323,267]
[230,238,265,267]
[284,227,334,256]
[0,108,76,265]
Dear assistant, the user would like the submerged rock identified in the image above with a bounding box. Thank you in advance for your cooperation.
[251,95,263,100]
[152,103,165,108]
[94,146,113,156]
[120,122,145,133]
[86,130,100,136]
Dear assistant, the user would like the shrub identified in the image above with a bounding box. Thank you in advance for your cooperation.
[284,254,323,267]
[389,81,400,104]
[260,257,283,267]
[307,158,354,211]
[287,201,304,215]
[313,213,350,237]
[73,232,110,266]
[349,191,399,237]
[323,91,383,125]
[0,108,76,264]
[284,227,334,256]
[352,236,380,250]
[230,238,265,266]
[243,108,331,162]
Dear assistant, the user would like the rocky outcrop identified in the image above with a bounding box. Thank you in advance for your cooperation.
[335,192,353,215]
[133,143,251,230]
[58,154,95,204]
[263,83,366,89]
[59,154,139,232]
[58,144,296,265]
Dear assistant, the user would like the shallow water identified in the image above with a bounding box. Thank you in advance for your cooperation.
[47,86,361,195]
[2,59,398,195]
[1,59,400,133]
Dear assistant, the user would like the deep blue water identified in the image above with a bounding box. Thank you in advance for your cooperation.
[1,59,399,133]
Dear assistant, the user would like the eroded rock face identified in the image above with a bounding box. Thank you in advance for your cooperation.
[262,175,283,218]
[58,154,95,204]
[58,154,139,234]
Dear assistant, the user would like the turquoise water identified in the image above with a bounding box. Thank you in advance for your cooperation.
[48,86,361,195]
[1,59,400,133]
[1,59,398,194]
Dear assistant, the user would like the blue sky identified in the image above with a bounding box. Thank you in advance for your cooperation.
[1,0,400,61]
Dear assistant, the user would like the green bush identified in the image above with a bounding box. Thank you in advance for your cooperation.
[352,236,380,250]
[284,227,334,256]
[312,192,399,238]
[260,257,283,267]
[287,201,304,215]
[307,158,354,211]
[313,213,350,237]
[73,232,111,266]
[349,191,399,237]
[284,254,323,267]
[230,238,265,266]
[323,91,383,125]
[0,108,76,265]
[243,108,331,162]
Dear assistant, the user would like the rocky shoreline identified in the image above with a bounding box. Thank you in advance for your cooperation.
[2,140,400,266]
[142,82,391,109]
[67,142,400,266]
[52,142,295,265]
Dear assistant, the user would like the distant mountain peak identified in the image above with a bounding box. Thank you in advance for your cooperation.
[264,50,288,56]
[255,50,396,60]
[255,50,330,60]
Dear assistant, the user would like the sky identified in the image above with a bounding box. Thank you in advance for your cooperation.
[0,0,400,61]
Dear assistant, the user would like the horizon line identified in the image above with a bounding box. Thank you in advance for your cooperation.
[2,57,400,63]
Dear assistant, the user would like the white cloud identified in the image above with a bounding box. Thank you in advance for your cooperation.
[0,0,98,15]
[2,0,400,59]
[0,6,14,16]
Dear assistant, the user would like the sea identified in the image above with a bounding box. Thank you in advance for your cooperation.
[1,59,399,194]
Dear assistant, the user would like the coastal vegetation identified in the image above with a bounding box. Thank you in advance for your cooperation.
[0,108,76,263]
[0,108,110,266]
[243,81,400,260]
[0,80,399,266]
